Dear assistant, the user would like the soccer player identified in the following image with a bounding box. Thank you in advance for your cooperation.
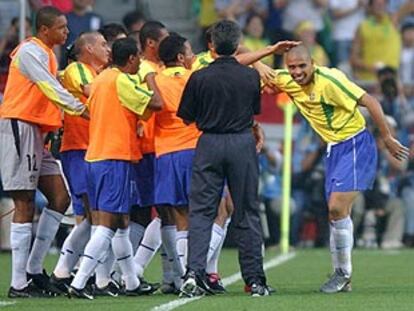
[154,33,199,282]
[0,7,87,297]
[269,45,409,293]
[132,21,186,292]
[68,37,161,299]
[50,31,110,292]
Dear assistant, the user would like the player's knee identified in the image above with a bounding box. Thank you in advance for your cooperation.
[50,192,71,213]
[328,204,347,220]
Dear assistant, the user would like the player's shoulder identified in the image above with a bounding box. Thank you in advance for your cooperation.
[17,40,48,61]
[63,62,79,74]
[315,66,348,80]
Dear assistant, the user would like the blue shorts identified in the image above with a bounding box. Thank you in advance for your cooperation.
[155,149,195,206]
[87,160,138,214]
[71,195,84,216]
[325,129,377,201]
[60,150,88,216]
[134,153,155,207]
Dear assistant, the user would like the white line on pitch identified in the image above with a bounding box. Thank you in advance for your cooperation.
[0,301,16,307]
[151,252,296,311]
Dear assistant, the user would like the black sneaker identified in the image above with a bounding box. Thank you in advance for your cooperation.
[139,277,161,292]
[8,281,56,298]
[179,271,201,298]
[207,273,226,294]
[250,283,270,297]
[179,270,215,298]
[27,269,49,289]
[93,281,120,297]
[67,286,94,300]
[49,273,72,294]
[125,282,158,296]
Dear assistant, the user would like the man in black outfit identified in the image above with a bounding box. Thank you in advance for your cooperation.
[177,20,296,297]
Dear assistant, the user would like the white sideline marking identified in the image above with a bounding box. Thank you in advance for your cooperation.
[151,252,296,311]
[0,301,16,307]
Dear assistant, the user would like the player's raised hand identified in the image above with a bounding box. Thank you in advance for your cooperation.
[270,40,301,55]
[383,135,410,161]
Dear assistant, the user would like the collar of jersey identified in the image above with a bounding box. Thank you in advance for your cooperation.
[161,66,187,77]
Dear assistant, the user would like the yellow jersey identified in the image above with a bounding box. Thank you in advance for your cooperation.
[61,61,97,152]
[356,15,401,81]
[192,50,214,71]
[273,66,366,142]
[137,59,164,154]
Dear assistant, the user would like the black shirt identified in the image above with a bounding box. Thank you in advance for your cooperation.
[177,56,261,133]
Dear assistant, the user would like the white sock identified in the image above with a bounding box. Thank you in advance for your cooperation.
[129,221,145,254]
[207,223,224,263]
[133,217,161,277]
[71,226,114,290]
[95,246,115,288]
[112,228,139,290]
[331,216,354,277]
[91,225,97,235]
[329,222,339,272]
[206,220,229,274]
[27,208,63,274]
[10,223,32,289]
[176,230,188,274]
[160,246,174,284]
[161,225,183,287]
[54,219,91,278]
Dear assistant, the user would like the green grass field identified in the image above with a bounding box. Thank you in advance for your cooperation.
[0,248,413,310]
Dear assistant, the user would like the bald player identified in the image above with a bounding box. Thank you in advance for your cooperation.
[50,31,110,293]
[269,45,409,293]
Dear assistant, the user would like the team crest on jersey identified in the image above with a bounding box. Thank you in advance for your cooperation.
[309,92,316,101]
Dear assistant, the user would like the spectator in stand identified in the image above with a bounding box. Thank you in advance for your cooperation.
[61,0,104,67]
[123,10,146,33]
[376,67,407,141]
[29,0,73,14]
[400,22,414,105]
[193,0,219,50]
[361,117,407,249]
[294,20,330,66]
[215,0,268,29]
[243,14,274,67]
[0,17,32,95]
[282,0,328,40]
[265,0,289,67]
[350,0,401,83]
[393,0,414,26]
[329,0,366,66]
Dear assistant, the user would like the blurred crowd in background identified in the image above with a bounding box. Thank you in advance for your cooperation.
[1,0,414,251]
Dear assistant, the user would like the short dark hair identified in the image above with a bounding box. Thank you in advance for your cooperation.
[139,21,166,50]
[205,26,213,44]
[99,23,127,43]
[35,6,63,31]
[112,37,138,67]
[159,33,187,65]
[211,20,241,56]
[123,10,145,31]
